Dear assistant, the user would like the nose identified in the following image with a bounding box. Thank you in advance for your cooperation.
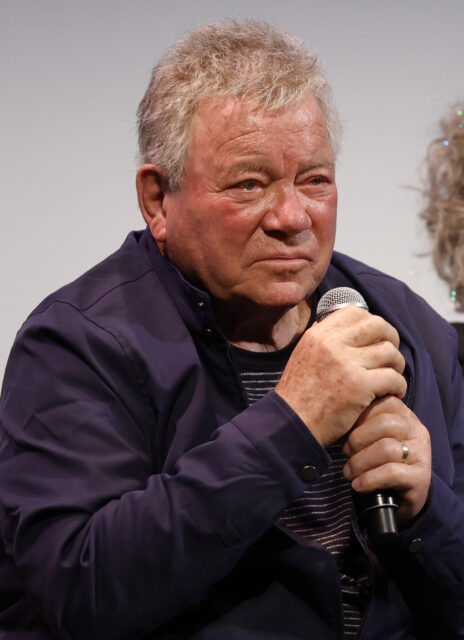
[261,183,311,236]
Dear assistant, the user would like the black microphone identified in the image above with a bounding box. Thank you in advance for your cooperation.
[316,286,399,543]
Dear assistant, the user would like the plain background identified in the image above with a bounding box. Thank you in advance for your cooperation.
[1,0,464,381]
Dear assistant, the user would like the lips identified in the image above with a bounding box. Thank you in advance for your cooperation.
[257,253,310,261]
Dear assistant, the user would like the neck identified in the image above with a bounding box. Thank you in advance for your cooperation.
[214,299,311,352]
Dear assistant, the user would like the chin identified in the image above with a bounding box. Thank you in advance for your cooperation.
[250,281,313,308]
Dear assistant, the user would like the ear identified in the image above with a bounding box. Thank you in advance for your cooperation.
[136,164,167,243]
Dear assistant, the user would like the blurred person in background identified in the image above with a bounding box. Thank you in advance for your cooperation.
[420,101,464,367]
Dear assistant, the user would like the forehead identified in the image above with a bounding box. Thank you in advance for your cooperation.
[186,93,332,164]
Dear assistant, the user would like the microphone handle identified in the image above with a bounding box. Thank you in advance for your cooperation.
[358,490,398,542]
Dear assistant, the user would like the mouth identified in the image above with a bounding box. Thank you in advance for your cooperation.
[256,254,310,263]
[253,256,312,276]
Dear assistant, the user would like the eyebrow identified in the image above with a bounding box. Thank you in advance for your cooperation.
[228,159,335,177]
[298,159,335,173]
[229,161,271,177]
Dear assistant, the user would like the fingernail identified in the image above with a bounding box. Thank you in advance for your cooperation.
[343,463,352,480]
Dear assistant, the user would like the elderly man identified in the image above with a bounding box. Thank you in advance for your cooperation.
[0,19,463,640]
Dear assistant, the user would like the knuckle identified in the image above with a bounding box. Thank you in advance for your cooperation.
[384,396,403,412]
[371,314,392,334]
[367,313,382,326]
[347,430,362,452]
[383,340,396,355]
[396,373,408,396]
[389,412,405,430]
[378,438,393,457]
[355,471,374,492]
[416,424,431,444]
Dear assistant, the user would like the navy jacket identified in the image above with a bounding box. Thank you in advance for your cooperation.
[0,229,463,639]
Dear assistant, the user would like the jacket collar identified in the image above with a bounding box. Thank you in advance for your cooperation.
[140,228,221,340]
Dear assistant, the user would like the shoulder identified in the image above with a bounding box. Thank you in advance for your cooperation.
[4,230,179,388]
[16,229,183,348]
[32,230,156,319]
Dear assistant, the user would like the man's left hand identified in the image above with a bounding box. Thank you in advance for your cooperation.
[342,396,432,526]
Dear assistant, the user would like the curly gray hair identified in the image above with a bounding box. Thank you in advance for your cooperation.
[420,102,464,309]
[137,18,342,190]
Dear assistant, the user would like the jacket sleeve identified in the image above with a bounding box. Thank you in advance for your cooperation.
[0,302,330,640]
[381,322,464,639]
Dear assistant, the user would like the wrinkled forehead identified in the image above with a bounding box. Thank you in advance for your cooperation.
[187,92,330,152]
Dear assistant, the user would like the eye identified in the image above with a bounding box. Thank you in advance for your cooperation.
[233,179,261,191]
[306,176,328,185]
[296,174,333,192]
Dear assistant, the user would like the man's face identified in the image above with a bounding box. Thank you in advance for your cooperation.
[162,92,337,312]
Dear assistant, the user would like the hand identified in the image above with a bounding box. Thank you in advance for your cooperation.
[275,306,407,447]
[342,396,432,526]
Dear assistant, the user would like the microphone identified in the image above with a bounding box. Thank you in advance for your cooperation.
[316,287,399,542]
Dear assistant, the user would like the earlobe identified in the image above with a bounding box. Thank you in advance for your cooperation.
[136,164,167,242]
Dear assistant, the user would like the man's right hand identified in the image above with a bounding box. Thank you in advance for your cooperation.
[275,306,407,447]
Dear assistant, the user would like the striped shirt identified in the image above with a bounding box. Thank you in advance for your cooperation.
[231,343,370,639]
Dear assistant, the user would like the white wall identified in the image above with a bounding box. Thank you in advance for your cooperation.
[2,0,464,381]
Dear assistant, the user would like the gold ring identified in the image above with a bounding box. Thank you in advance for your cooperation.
[401,441,409,461]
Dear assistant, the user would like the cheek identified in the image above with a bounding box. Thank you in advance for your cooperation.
[311,199,337,239]
[322,211,337,240]
[164,210,205,271]
[209,205,262,247]
[166,204,207,242]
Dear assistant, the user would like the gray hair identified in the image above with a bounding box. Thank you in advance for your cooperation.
[420,102,464,309]
[137,18,342,190]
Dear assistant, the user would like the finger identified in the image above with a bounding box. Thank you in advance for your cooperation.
[349,461,415,494]
[344,437,413,481]
[345,396,431,456]
[349,460,431,525]
[343,311,400,350]
[344,409,409,454]
[366,368,407,400]
[357,341,405,374]
[323,307,400,349]
[357,395,408,422]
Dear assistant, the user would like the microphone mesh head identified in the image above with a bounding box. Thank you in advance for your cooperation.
[316,287,368,321]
